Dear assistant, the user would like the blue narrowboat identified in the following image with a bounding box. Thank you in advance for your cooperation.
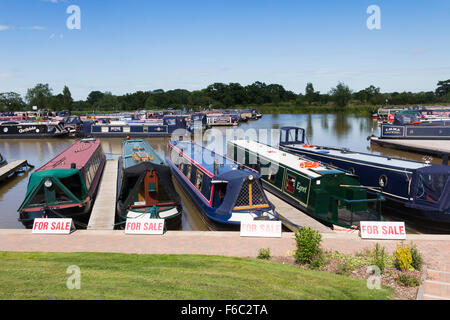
[81,115,187,138]
[279,127,450,232]
[188,113,208,132]
[116,139,182,230]
[167,141,279,230]
[380,113,450,140]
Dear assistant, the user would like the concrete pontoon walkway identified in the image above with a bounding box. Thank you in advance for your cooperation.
[87,160,118,230]
[370,137,450,157]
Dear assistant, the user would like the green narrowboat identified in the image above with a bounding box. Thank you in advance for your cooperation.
[227,140,384,229]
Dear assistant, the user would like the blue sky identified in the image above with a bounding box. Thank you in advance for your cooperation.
[0,0,449,100]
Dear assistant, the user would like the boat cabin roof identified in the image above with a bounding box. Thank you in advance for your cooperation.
[122,139,164,168]
[288,144,430,171]
[170,140,250,178]
[230,140,334,179]
[37,138,102,172]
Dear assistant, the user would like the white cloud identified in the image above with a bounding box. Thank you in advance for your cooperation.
[0,25,10,31]
[0,73,13,79]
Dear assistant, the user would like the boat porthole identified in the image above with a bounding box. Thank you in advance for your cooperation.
[379,175,388,188]
[348,167,355,174]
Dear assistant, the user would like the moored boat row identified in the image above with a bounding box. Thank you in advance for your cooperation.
[6,124,450,233]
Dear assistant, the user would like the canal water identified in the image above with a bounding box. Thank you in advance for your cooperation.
[0,113,443,231]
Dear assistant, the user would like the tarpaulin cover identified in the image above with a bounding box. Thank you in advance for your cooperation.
[393,113,420,125]
[117,161,181,215]
[214,169,273,216]
[406,164,450,213]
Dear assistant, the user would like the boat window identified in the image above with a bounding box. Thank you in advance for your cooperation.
[195,171,204,191]
[379,175,388,188]
[29,186,46,205]
[53,184,72,203]
[59,175,83,200]
[186,164,192,180]
[267,165,279,183]
[285,175,296,193]
[213,183,227,208]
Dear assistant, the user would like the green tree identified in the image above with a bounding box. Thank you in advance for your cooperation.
[62,86,73,110]
[436,79,450,97]
[0,92,26,110]
[330,82,352,108]
[305,82,316,105]
[87,91,105,106]
[26,83,53,109]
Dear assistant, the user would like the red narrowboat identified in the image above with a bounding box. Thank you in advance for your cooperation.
[18,138,106,229]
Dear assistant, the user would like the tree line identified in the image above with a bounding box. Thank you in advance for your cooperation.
[1,79,449,111]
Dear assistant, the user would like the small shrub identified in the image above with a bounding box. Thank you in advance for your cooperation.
[394,243,413,271]
[257,248,271,260]
[294,227,322,267]
[397,270,422,287]
[409,242,423,271]
[372,243,387,274]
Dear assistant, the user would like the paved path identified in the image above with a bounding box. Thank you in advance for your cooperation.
[0,229,449,299]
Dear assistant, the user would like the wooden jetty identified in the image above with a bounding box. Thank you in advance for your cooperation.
[370,137,450,157]
[265,191,333,233]
[0,160,33,182]
[87,159,118,230]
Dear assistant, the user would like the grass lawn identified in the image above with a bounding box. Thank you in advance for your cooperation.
[0,252,393,300]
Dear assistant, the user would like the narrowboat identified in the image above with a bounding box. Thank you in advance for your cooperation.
[18,138,106,229]
[206,113,238,126]
[81,116,187,137]
[188,113,208,132]
[227,140,384,229]
[380,113,450,140]
[167,141,279,230]
[278,127,450,231]
[0,153,6,168]
[116,139,182,230]
[0,121,69,139]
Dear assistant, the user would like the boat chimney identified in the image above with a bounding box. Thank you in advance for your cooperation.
[71,163,76,169]
[443,154,449,166]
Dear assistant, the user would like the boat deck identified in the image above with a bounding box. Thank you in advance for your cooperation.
[265,190,333,233]
[87,160,119,230]
[0,160,33,182]
[370,137,450,157]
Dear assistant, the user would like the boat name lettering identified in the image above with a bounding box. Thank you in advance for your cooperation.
[296,182,307,194]
[18,126,37,133]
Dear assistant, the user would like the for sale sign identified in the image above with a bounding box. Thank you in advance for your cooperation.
[125,219,165,235]
[240,220,282,238]
[360,221,406,240]
[32,218,74,234]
